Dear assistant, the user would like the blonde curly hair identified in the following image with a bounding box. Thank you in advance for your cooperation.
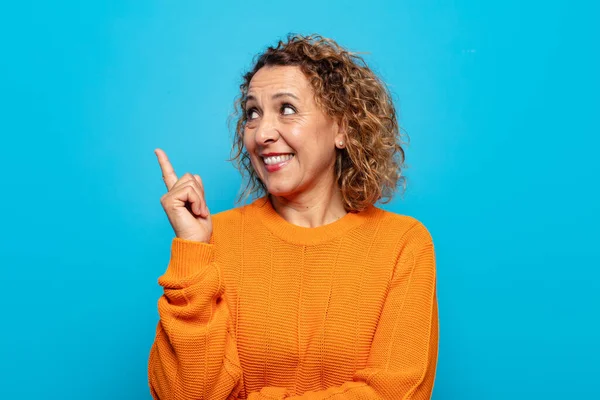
[229,33,408,212]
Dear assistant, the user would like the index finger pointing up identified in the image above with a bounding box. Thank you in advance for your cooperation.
[155,148,178,190]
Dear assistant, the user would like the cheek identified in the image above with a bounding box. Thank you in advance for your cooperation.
[242,132,261,168]
[288,122,334,158]
[242,128,252,149]
[284,121,314,151]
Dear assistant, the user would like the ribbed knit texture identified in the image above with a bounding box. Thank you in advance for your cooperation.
[148,196,438,400]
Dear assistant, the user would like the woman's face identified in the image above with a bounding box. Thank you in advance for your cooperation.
[243,65,344,199]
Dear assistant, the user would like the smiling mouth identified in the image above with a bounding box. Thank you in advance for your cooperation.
[261,153,295,172]
[262,154,294,165]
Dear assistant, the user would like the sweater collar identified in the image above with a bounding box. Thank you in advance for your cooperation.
[249,195,380,246]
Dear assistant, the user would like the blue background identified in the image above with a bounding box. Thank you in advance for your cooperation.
[1,1,598,398]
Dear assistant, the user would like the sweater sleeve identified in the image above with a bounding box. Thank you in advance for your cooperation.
[148,237,245,400]
[241,226,439,400]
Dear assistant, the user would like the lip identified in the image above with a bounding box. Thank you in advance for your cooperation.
[261,152,294,157]
[262,154,294,173]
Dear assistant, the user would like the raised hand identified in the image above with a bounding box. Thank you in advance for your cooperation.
[155,148,212,243]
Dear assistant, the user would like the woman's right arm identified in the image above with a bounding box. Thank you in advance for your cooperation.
[148,237,245,400]
[149,149,245,399]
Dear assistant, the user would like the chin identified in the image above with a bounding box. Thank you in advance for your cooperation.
[266,186,294,197]
[264,180,299,198]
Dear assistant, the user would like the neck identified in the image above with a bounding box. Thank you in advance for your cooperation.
[269,184,347,229]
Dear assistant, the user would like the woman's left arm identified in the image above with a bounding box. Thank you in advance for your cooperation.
[241,224,439,400]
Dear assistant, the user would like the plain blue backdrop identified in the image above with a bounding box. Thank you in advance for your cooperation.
[1,1,598,399]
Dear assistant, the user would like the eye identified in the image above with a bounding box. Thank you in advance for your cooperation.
[281,103,296,115]
[246,108,259,120]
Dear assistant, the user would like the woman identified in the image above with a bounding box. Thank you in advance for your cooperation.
[148,34,438,400]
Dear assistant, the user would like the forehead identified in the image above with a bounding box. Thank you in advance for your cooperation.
[248,65,311,94]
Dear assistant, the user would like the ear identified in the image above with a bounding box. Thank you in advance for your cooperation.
[334,118,347,149]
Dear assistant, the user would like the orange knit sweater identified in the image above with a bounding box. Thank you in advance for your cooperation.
[148,196,438,399]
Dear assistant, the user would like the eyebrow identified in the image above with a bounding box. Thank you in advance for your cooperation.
[246,92,300,103]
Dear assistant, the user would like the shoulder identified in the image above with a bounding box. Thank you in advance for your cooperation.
[373,206,435,250]
[210,203,251,231]
[212,205,243,225]
[206,204,247,247]
[210,200,263,238]
[371,208,436,280]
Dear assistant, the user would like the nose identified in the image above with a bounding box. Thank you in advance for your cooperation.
[254,112,280,145]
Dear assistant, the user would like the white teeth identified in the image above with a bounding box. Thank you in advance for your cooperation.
[263,154,294,165]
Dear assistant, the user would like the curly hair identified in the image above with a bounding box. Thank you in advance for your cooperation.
[229,33,408,212]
